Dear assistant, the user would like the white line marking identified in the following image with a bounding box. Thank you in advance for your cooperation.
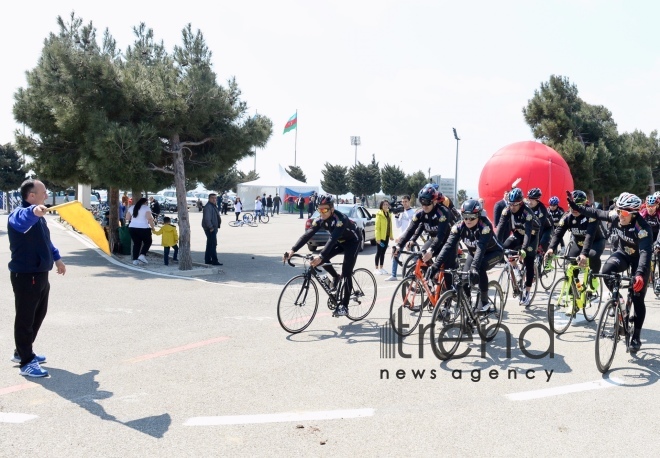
[506,378,624,401]
[184,408,375,426]
[0,413,38,423]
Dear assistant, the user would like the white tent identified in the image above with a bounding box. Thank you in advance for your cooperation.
[237,164,318,211]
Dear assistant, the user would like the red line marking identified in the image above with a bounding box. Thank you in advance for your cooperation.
[127,336,230,363]
[0,382,39,396]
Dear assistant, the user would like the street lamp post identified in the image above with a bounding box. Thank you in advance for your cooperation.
[452,128,460,203]
[351,136,361,165]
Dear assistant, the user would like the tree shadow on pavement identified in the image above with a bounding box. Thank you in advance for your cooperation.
[33,368,171,438]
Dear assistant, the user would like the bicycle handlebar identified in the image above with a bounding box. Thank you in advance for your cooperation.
[283,253,341,268]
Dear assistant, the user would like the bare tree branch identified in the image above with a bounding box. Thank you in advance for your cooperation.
[148,163,175,174]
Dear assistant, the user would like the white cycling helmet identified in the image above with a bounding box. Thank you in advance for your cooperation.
[615,192,642,212]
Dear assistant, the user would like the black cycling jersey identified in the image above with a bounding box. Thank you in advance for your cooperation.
[291,210,360,259]
[436,216,503,270]
[573,205,652,278]
[496,203,541,252]
[639,207,660,242]
[493,199,507,227]
[397,204,453,255]
[530,201,552,231]
[549,211,605,255]
[547,206,566,226]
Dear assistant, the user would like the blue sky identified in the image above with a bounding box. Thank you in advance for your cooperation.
[2,0,659,197]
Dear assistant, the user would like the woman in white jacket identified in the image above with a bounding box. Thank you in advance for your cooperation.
[234,198,243,221]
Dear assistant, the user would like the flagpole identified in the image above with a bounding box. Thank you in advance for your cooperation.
[294,109,298,166]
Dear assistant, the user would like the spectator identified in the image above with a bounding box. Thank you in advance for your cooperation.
[121,191,129,208]
[261,193,267,214]
[234,197,243,221]
[126,197,155,266]
[273,193,282,215]
[202,193,222,265]
[374,200,394,275]
[493,191,508,227]
[361,194,366,206]
[297,194,305,219]
[478,197,488,218]
[221,191,229,215]
[386,195,415,281]
[119,202,126,227]
[267,194,274,216]
[152,216,179,265]
[307,195,316,218]
[149,196,161,220]
[255,196,263,221]
[8,179,66,378]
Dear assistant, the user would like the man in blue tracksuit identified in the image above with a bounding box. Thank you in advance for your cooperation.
[8,179,67,378]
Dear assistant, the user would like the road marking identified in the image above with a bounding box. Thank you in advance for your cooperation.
[506,378,623,401]
[0,413,38,423]
[0,382,39,396]
[184,408,375,426]
[127,336,230,363]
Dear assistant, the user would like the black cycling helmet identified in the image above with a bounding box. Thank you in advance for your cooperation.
[508,187,524,203]
[418,184,437,204]
[527,187,542,199]
[317,194,334,206]
[572,190,587,205]
[461,199,482,215]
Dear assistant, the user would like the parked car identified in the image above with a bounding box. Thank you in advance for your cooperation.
[89,195,100,209]
[304,204,376,252]
[46,189,76,207]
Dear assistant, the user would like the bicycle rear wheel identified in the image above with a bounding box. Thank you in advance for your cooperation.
[260,214,270,224]
[346,268,377,321]
[402,255,418,278]
[475,281,504,342]
[538,256,558,291]
[389,276,425,336]
[430,290,465,360]
[243,213,254,223]
[583,273,604,322]
[497,266,511,303]
[547,277,575,335]
[595,300,619,373]
[277,275,319,333]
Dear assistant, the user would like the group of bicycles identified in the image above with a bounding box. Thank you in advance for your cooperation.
[229,212,270,227]
[276,235,659,374]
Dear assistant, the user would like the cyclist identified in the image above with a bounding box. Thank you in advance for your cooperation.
[526,188,553,254]
[496,187,541,307]
[284,195,361,317]
[393,185,453,267]
[545,190,606,290]
[566,191,651,352]
[640,194,660,294]
[547,196,566,253]
[494,191,509,227]
[427,183,461,224]
[427,199,504,312]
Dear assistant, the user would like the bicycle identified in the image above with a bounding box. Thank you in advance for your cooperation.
[228,215,257,228]
[546,256,604,335]
[535,246,558,291]
[429,269,505,359]
[650,250,660,298]
[592,272,636,373]
[389,251,447,337]
[277,254,377,333]
[249,211,269,224]
[497,249,538,306]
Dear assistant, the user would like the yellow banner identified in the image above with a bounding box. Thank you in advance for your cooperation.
[48,201,111,255]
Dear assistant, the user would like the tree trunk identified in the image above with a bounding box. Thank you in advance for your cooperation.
[649,170,655,195]
[172,135,193,270]
[588,189,595,204]
[108,188,120,253]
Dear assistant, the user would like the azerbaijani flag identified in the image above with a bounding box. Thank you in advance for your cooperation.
[283,113,297,134]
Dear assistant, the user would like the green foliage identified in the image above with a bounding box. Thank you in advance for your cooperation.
[380,164,407,196]
[0,143,26,191]
[320,163,349,197]
[205,166,240,192]
[237,170,259,183]
[406,171,428,204]
[457,189,467,205]
[348,156,380,197]
[286,165,307,183]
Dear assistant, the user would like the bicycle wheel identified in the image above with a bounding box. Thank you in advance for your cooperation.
[497,266,511,303]
[243,213,254,223]
[547,277,575,335]
[430,290,465,360]
[583,273,604,322]
[595,300,619,373]
[259,214,270,224]
[347,268,377,321]
[402,255,418,278]
[228,220,241,227]
[538,256,558,291]
[277,275,319,333]
[475,281,504,342]
[389,276,425,336]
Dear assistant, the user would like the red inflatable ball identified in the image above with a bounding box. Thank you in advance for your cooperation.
[478,141,574,219]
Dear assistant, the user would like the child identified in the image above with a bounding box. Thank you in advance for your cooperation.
[152,217,179,265]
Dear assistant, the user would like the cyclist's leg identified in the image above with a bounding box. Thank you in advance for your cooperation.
[340,240,360,307]
[523,236,538,289]
[587,239,605,275]
[600,252,629,292]
[629,257,646,346]
[480,251,504,303]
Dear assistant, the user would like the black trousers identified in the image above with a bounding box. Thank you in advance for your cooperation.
[11,272,50,366]
[464,250,504,302]
[567,238,606,274]
[601,252,646,336]
[321,237,361,307]
[502,234,538,288]
[129,227,152,260]
[375,240,389,267]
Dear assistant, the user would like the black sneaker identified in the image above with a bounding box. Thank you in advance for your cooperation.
[630,338,641,352]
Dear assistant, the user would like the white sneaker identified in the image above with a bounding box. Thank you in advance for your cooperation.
[374,269,382,275]
[132,260,140,266]
[385,276,398,282]
[138,254,148,264]
[379,269,389,275]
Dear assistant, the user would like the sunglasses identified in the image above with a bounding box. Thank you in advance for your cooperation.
[318,207,331,214]
[420,199,433,206]
[616,209,636,217]
[509,202,522,207]
[462,214,479,221]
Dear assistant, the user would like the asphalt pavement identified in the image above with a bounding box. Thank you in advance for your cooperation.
[0,210,659,456]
